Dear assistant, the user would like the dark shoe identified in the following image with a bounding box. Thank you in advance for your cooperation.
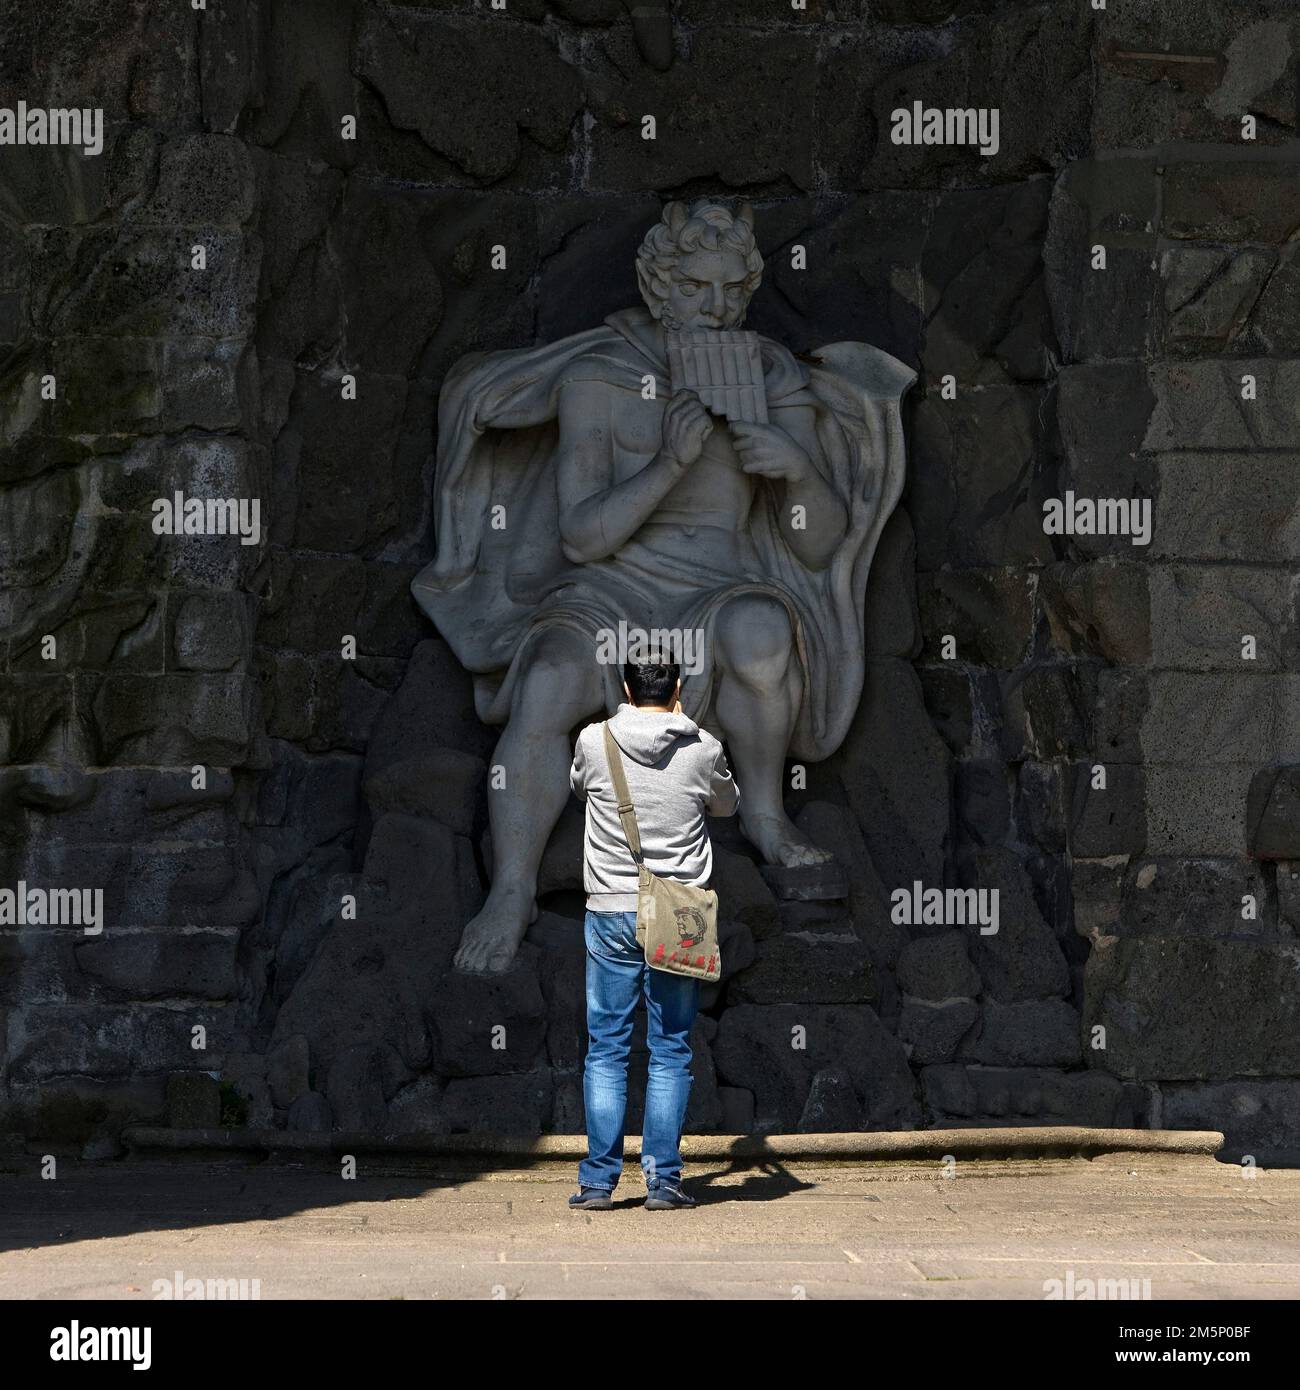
[644,1182,697,1210]
[568,1186,613,1210]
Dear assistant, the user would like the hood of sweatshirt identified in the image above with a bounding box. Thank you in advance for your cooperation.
[606,702,699,765]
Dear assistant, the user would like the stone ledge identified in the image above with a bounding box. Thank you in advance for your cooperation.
[120,1125,1224,1161]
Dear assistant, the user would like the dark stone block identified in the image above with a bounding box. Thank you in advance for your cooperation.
[713,1003,918,1131]
[438,1067,553,1135]
[917,666,973,758]
[897,931,980,1001]
[839,659,951,890]
[868,4,1093,186]
[898,999,979,1065]
[1016,762,1066,855]
[864,508,922,660]
[962,998,1082,1067]
[727,931,874,1006]
[368,749,487,835]
[171,593,247,673]
[428,963,547,1079]
[683,1018,723,1133]
[970,847,1071,1003]
[1055,366,1157,556]
[355,9,582,186]
[922,1064,1148,1127]
[922,182,1056,385]
[760,192,928,367]
[955,759,1011,849]
[919,568,1036,669]
[1159,246,1276,357]
[75,932,239,1001]
[758,860,848,902]
[1163,1080,1300,1165]
[908,387,1056,572]
[364,639,496,773]
[274,370,409,554]
[710,848,781,941]
[166,1073,220,1129]
[1119,857,1270,939]
[325,1045,389,1131]
[11,593,163,674]
[89,673,254,765]
[267,1034,310,1110]
[797,1066,860,1132]
[33,225,258,340]
[1071,857,1126,944]
[1045,157,1159,363]
[1145,361,1300,453]
[0,675,74,765]
[329,184,445,378]
[287,1090,332,1133]
[1039,561,1151,666]
[587,27,822,193]
[270,814,483,1077]
[1248,766,1300,860]
[386,1074,444,1136]
[1085,936,1300,1080]
[1065,761,1147,858]
[1000,664,1092,762]
[1093,668,1148,765]
[1164,163,1300,245]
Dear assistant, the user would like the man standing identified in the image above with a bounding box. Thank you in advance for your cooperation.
[567,652,740,1211]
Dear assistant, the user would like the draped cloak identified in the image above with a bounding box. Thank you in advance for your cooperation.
[411,306,915,762]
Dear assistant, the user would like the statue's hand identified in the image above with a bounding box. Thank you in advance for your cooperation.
[729,421,812,483]
[662,389,714,466]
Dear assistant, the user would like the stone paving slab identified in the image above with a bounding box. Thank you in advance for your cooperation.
[0,1153,1297,1300]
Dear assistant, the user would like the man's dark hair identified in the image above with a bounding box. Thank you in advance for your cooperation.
[624,655,680,707]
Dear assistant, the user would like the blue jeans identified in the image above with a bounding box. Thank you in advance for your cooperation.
[579,909,701,1192]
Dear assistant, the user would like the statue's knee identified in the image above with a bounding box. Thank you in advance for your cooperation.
[515,631,599,715]
[715,596,794,678]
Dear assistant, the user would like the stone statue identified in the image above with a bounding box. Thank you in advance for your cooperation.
[413,199,914,973]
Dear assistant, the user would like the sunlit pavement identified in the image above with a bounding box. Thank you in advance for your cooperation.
[1,1153,1296,1300]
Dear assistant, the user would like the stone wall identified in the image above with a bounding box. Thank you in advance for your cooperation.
[2,0,1298,1160]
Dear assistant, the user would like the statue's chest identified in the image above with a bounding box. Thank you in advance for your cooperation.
[610,396,746,477]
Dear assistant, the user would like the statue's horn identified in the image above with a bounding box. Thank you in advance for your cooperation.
[736,200,755,232]
[664,200,688,233]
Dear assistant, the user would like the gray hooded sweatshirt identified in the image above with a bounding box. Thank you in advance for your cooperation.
[569,703,741,912]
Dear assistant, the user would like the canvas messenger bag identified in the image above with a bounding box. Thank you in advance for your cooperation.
[601,722,722,983]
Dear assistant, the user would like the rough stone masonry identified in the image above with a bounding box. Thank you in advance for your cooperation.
[0,0,1298,1163]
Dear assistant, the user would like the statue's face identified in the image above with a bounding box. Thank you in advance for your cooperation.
[663,247,751,331]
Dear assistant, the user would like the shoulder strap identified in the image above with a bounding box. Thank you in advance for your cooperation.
[602,723,643,861]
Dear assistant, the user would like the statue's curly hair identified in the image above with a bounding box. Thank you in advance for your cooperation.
[636,199,763,327]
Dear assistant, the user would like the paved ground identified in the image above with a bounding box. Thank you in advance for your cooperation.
[1,1151,1297,1299]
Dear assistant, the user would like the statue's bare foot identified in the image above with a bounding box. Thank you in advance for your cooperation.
[454,883,537,975]
[741,809,835,868]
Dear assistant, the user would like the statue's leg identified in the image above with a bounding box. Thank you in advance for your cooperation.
[712,594,832,868]
[454,625,606,974]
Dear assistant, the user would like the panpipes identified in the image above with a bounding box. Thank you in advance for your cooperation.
[664,328,768,424]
